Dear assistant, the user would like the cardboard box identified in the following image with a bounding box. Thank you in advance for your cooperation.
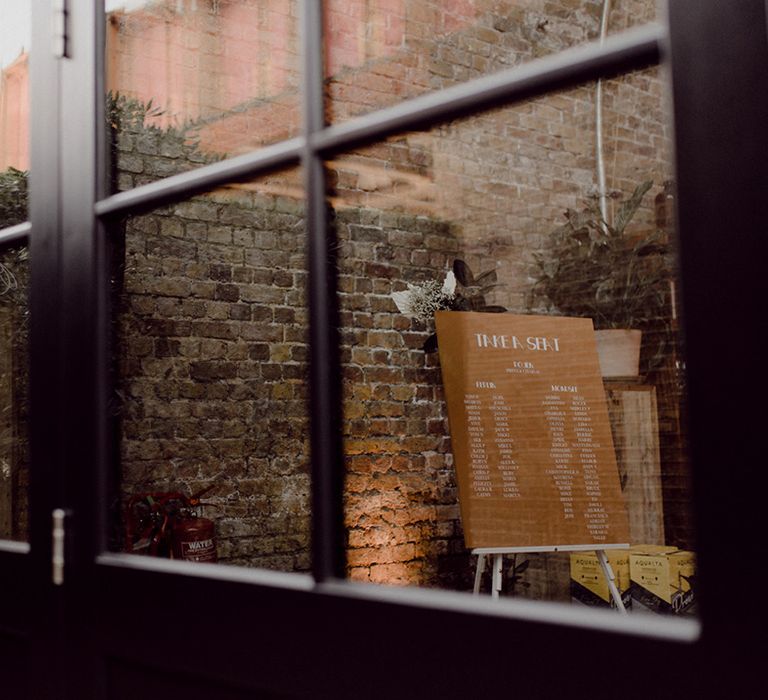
[570,550,631,610]
[629,546,696,615]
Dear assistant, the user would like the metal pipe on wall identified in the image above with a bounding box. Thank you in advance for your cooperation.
[596,0,612,226]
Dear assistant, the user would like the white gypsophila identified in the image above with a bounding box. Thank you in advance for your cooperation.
[391,271,456,322]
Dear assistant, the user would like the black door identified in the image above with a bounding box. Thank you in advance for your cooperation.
[2,1,766,697]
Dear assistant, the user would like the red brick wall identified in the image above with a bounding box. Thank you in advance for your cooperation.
[0,53,30,171]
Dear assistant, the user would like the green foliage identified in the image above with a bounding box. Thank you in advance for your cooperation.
[0,167,28,229]
[0,167,30,302]
[0,94,166,236]
[530,181,670,330]
[450,259,506,313]
[105,91,213,191]
[106,92,166,134]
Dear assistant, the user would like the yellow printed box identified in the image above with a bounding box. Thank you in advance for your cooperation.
[570,550,631,610]
[629,546,696,615]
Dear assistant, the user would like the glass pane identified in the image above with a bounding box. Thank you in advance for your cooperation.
[333,66,697,620]
[325,0,658,123]
[110,166,310,571]
[0,243,29,542]
[105,0,301,193]
[0,0,31,219]
[0,2,31,541]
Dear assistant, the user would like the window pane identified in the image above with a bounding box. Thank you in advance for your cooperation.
[0,243,29,542]
[110,167,310,571]
[332,66,697,619]
[0,2,31,543]
[0,0,31,219]
[325,0,658,123]
[105,0,300,193]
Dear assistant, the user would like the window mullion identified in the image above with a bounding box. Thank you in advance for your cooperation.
[302,0,346,582]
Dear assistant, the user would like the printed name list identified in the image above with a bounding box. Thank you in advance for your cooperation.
[435,312,629,550]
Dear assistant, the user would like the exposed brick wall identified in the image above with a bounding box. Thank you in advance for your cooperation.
[113,120,311,567]
[326,0,657,122]
[106,0,302,158]
[336,208,467,586]
[109,0,692,596]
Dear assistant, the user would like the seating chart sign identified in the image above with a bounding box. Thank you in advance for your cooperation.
[435,312,629,549]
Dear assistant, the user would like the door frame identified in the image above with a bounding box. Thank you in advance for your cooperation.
[0,0,66,694]
[6,0,767,697]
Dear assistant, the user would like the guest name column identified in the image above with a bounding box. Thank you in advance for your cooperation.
[491,394,520,498]
[571,393,608,541]
[464,394,492,497]
[543,391,575,519]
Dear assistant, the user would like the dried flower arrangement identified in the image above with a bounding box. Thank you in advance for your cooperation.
[392,259,507,352]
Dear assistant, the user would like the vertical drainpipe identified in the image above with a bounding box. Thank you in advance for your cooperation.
[596,0,612,226]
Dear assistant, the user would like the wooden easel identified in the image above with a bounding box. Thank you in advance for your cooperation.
[472,543,628,614]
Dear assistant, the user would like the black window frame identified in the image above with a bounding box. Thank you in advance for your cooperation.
[1,1,765,696]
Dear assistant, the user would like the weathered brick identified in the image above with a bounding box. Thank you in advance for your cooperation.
[174,200,218,222]
[229,304,251,321]
[209,263,232,281]
[214,283,240,302]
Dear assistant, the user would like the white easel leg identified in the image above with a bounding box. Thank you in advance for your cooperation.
[596,549,627,615]
[473,553,486,595]
[492,553,503,599]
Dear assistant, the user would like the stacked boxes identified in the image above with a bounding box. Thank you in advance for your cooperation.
[628,545,696,615]
[570,550,631,610]
[570,546,697,614]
